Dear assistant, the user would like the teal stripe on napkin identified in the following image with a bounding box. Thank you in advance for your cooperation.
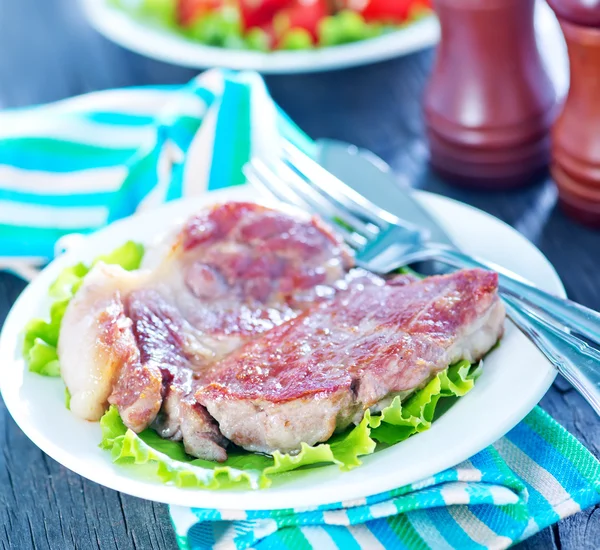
[208,78,251,191]
[0,138,138,172]
[84,112,156,126]
[0,70,306,261]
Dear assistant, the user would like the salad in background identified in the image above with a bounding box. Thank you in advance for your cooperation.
[110,0,433,51]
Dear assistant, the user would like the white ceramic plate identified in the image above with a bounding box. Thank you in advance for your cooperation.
[0,185,563,510]
[81,0,562,74]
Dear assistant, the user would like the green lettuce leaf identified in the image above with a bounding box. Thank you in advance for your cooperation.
[26,340,61,377]
[23,241,145,377]
[48,263,89,300]
[369,360,480,445]
[98,360,482,490]
[100,405,374,490]
[93,241,145,272]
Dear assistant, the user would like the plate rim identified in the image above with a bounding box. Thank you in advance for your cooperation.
[0,187,562,510]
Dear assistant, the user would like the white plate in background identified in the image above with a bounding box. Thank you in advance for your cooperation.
[81,0,565,77]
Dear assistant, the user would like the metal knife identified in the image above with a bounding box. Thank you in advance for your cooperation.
[316,139,454,248]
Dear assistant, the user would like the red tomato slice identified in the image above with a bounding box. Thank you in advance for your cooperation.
[178,0,226,26]
[239,0,293,30]
[340,0,432,23]
[273,0,330,42]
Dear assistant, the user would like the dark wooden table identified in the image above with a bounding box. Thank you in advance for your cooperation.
[1,1,598,549]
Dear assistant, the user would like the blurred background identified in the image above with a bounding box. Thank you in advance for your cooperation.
[0,1,572,223]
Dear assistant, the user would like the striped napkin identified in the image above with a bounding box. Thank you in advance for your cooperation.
[170,408,599,550]
[2,70,599,549]
[0,69,312,269]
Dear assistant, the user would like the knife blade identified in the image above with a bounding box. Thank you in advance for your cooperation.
[316,139,456,248]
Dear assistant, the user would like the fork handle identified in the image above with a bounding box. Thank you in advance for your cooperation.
[423,246,600,345]
[502,296,600,415]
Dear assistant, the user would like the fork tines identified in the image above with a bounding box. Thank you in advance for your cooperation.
[244,141,398,251]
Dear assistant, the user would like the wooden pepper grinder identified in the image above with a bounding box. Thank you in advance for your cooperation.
[547,0,600,226]
[424,0,556,189]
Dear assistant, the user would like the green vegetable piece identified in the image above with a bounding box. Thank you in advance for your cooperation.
[93,241,145,271]
[99,406,376,490]
[279,29,314,50]
[327,412,376,470]
[27,339,60,377]
[336,10,369,40]
[222,34,247,50]
[193,451,273,472]
[111,0,177,27]
[139,429,197,463]
[23,318,58,354]
[100,405,267,489]
[318,16,341,47]
[100,404,128,448]
[140,0,177,22]
[65,386,71,410]
[369,360,480,445]
[22,299,68,356]
[187,8,241,47]
[442,359,479,397]
[49,299,70,332]
[318,10,381,47]
[49,263,89,300]
[245,28,271,51]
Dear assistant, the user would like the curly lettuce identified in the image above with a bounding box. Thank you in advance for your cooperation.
[369,360,481,445]
[99,360,480,489]
[100,404,376,489]
[22,241,145,377]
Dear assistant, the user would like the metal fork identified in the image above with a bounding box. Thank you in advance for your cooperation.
[244,144,600,415]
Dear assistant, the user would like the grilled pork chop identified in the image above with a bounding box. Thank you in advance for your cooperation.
[197,269,505,456]
[59,202,352,460]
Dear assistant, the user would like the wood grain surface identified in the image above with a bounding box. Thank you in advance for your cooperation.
[0,0,598,548]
